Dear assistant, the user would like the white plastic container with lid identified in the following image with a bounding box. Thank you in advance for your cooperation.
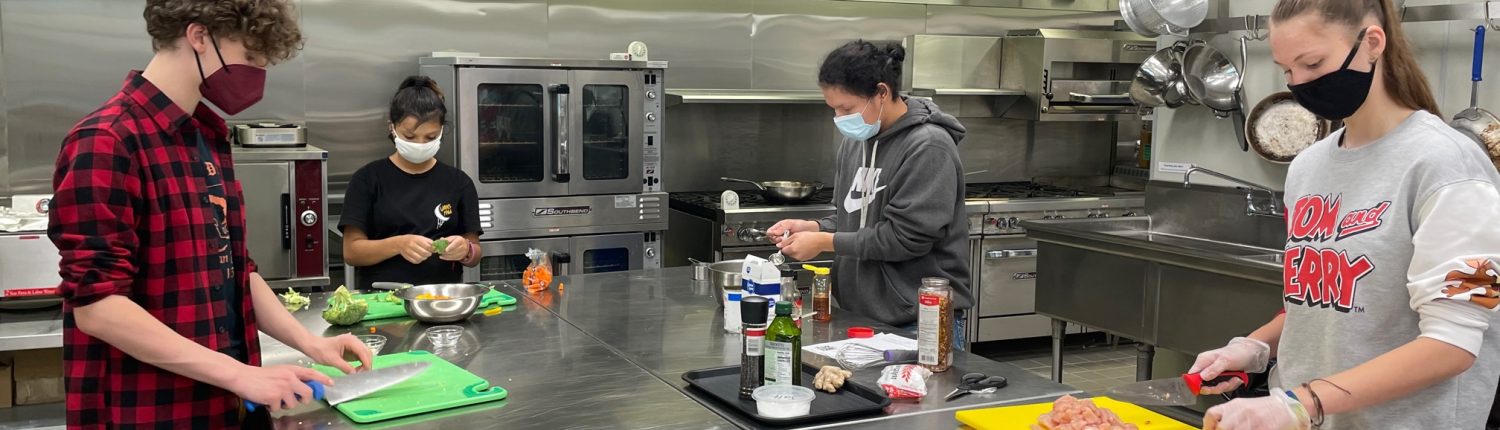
[752,385,814,418]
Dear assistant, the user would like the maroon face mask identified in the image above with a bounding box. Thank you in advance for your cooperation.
[195,35,265,115]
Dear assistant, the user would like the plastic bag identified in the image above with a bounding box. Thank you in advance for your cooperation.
[522,248,553,293]
[877,364,933,399]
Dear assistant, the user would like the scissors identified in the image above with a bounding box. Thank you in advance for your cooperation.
[944,373,1008,402]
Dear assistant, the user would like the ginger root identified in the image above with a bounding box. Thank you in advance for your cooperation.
[814,365,854,393]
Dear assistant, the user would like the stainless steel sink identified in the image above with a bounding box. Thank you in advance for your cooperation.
[1022,216,1284,284]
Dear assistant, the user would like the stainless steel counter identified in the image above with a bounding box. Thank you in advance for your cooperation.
[505,267,1081,429]
[0,267,1081,429]
[260,293,736,430]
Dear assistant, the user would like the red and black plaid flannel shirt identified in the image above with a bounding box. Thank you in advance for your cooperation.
[48,71,261,429]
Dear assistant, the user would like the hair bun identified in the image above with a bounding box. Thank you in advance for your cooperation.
[399,75,444,98]
[884,44,906,63]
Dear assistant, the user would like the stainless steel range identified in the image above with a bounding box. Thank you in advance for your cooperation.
[420,56,668,281]
[665,189,840,267]
[966,183,1145,343]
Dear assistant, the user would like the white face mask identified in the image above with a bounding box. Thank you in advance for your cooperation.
[393,128,441,164]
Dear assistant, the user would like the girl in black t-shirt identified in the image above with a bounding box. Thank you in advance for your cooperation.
[339,76,481,288]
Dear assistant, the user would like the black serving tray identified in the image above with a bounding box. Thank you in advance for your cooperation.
[681,364,891,426]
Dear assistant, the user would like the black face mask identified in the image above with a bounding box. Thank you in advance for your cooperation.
[1288,28,1375,121]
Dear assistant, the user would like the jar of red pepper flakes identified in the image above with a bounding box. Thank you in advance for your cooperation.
[917,278,953,373]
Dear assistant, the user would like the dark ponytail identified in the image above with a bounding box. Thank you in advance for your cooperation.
[817,40,905,101]
[389,75,447,127]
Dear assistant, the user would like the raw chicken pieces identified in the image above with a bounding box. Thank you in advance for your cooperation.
[1032,395,1140,430]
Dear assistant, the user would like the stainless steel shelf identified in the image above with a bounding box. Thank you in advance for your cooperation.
[663,89,827,106]
[909,87,1026,97]
[1188,3,1499,35]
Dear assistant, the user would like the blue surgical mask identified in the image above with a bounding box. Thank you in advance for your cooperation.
[833,96,885,141]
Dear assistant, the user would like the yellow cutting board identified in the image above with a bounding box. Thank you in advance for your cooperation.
[955,396,1198,430]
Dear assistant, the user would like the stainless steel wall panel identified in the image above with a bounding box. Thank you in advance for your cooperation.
[547,0,752,90]
[750,0,927,90]
[663,103,842,193]
[954,118,1031,183]
[923,5,1116,34]
[0,0,304,196]
[299,0,548,193]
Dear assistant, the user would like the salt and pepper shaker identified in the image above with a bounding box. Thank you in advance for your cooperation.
[739,296,772,399]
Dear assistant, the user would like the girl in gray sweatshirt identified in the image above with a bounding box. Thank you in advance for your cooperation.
[1195,1,1500,429]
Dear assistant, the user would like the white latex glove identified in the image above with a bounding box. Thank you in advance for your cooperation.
[1204,390,1309,430]
[1189,337,1271,394]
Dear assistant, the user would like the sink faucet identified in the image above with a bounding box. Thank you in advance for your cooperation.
[1183,166,1285,218]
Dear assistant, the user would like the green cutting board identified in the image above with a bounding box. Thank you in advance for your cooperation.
[354,290,517,321]
[312,350,508,423]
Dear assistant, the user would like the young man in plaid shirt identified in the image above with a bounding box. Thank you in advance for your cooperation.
[48,1,372,427]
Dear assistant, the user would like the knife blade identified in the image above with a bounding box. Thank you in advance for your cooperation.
[244,361,430,411]
[1101,371,1248,406]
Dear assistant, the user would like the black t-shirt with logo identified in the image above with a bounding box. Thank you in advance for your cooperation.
[340,158,480,289]
[195,131,245,361]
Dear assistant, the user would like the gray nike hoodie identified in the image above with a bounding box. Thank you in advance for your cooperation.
[817,96,973,326]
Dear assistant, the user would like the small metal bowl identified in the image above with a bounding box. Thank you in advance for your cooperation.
[394,283,491,323]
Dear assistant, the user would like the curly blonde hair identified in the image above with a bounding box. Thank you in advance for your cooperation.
[144,0,303,65]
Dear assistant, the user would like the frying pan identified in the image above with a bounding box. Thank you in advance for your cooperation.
[1245,92,1332,164]
[721,177,824,204]
[1451,26,1500,164]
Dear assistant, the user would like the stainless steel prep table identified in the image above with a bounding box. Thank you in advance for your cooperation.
[258,293,736,429]
[0,267,1081,429]
[502,267,1082,429]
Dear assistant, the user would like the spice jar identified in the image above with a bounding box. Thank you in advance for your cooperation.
[917,278,953,373]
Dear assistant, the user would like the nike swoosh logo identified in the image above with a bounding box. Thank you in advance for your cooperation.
[843,186,887,213]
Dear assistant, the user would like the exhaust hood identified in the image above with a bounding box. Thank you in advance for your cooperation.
[903,35,1023,118]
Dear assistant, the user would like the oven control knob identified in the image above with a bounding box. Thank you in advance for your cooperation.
[645,247,657,258]
[646,90,658,100]
[1122,211,1138,217]
[300,210,318,227]
[1007,217,1019,229]
[723,226,736,238]
[1099,212,1111,218]
[646,112,658,122]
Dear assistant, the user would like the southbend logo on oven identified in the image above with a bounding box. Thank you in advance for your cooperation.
[533,206,592,217]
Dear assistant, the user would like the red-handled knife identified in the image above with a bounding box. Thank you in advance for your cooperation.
[1101,371,1250,406]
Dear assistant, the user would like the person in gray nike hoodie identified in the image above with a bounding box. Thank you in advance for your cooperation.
[768,40,973,332]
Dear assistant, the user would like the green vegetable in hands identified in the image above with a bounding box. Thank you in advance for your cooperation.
[321,285,368,325]
[432,238,450,254]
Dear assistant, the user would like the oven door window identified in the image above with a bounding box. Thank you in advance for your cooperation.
[582,248,631,274]
[581,85,629,181]
[477,84,545,184]
[480,253,532,281]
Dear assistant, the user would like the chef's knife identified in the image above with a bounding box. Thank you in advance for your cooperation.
[1101,371,1249,406]
[244,361,430,411]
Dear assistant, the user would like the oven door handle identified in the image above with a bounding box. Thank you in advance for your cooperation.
[551,84,571,183]
[985,249,1038,259]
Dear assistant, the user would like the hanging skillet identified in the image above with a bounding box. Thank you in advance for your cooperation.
[1451,26,1500,169]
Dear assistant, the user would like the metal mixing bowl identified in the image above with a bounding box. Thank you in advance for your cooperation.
[395,283,491,323]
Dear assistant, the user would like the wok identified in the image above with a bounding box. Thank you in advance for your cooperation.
[1184,38,1250,151]
[721,177,824,204]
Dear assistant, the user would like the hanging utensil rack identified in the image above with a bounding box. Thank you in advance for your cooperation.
[1184,2,1500,35]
